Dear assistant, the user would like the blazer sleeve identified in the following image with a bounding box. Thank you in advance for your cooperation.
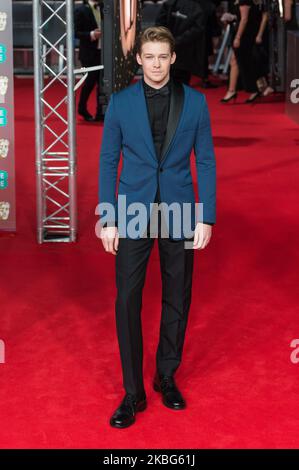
[74,7,93,41]
[99,94,122,225]
[193,94,216,225]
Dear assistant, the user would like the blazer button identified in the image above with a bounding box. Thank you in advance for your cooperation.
[159,168,163,172]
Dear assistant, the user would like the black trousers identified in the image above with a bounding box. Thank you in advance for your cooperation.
[78,50,101,114]
[115,211,194,398]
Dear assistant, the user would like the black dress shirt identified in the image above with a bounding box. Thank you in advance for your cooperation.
[142,78,171,161]
[143,77,172,205]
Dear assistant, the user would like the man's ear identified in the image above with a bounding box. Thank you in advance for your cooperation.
[136,53,142,66]
[171,52,176,65]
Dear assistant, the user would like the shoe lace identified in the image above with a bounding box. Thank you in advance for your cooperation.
[122,394,137,410]
[160,375,175,391]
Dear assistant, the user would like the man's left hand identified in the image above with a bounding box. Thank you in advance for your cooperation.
[193,223,212,250]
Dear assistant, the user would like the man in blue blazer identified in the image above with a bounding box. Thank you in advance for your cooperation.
[98,26,216,428]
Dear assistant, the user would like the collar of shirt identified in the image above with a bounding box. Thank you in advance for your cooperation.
[142,78,171,98]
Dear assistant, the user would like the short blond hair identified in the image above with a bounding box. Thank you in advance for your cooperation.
[136,26,175,55]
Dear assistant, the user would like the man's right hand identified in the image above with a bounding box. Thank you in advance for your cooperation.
[100,226,119,255]
[91,29,101,41]
[93,29,101,39]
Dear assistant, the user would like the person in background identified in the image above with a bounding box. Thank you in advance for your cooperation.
[195,0,220,88]
[219,8,240,102]
[284,0,298,31]
[74,0,104,122]
[261,0,298,97]
[155,0,205,84]
[220,0,269,103]
[234,0,277,103]
[231,0,265,103]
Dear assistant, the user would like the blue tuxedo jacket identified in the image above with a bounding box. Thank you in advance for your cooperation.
[99,79,216,240]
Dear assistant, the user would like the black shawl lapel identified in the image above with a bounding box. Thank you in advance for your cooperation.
[160,80,184,164]
[130,80,157,162]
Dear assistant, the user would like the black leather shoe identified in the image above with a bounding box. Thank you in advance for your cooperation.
[78,109,94,122]
[153,372,186,410]
[110,393,147,428]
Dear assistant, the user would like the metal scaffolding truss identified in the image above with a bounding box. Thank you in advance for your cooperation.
[33,0,77,243]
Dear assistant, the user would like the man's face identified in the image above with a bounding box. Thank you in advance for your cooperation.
[136,41,176,86]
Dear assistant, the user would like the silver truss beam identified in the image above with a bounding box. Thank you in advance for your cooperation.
[33,0,77,243]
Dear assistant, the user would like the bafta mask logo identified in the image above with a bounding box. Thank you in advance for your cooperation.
[0,169,8,189]
[0,12,7,32]
[0,43,6,63]
[0,139,9,158]
[0,76,8,103]
[0,107,7,126]
[0,201,10,220]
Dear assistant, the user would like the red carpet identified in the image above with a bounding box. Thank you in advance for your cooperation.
[0,77,299,448]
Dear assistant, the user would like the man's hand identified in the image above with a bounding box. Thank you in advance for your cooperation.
[94,28,101,39]
[91,29,101,41]
[100,226,119,255]
[193,223,212,250]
